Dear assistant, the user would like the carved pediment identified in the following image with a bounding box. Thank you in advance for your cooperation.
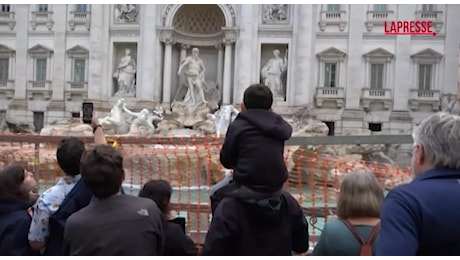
[0,44,15,54]
[411,48,443,59]
[66,45,89,54]
[28,44,53,54]
[363,48,394,58]
[317,47,347,58]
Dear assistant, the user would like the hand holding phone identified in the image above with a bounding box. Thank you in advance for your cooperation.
[82,102,94,124]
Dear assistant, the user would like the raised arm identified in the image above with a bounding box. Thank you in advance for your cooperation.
[177,57,190,76]
[122,105,139,117]
[91,112,107,145]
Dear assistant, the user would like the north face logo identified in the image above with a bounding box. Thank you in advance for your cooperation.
[137,208,149,216]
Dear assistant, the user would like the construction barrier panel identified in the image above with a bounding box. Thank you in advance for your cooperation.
[0,133,412,252]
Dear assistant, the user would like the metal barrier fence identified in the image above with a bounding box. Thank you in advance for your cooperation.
[0,133,414,250]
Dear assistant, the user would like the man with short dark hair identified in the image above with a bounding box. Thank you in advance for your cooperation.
[210,83,292,213]
[63,145,164,256]
[28,113,106,255]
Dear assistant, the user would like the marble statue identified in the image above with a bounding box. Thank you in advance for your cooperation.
[261,49,288,98]
[123,105,164,135]
[177,48,208,106]
[441,94,460,114]
[114,48,137,96]
[263,4,288,23]
[99,98,129,134]
[207,105,240,137]
[114,4,138,22]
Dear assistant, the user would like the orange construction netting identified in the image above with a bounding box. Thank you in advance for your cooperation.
[0,133,412,251]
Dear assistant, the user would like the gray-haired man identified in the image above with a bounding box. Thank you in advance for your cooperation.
[377,112,460,256]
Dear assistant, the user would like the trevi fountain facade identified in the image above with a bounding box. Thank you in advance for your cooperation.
[0,4,459,137]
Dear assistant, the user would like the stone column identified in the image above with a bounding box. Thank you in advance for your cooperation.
[234,5,256,103]
[222,41,233,104]
[293,4,315,106]
[216,44,224,90]
[48,4,66,120]
[180,44,189,63]
[138,4,157,104]
[442,5,460,95]
[344,5,365,110]
[162,40,173,104]
[342,4,366,131]
[390,4,413,130]
[87,5,106,101]
[9,4,28,121]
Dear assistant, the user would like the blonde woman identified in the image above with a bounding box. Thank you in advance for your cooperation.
[312,169,384,256]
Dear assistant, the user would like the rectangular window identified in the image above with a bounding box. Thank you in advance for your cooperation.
[1,4,11,12]
[36,58,47,81]
[418,64,433,91]
[73,59,86,82]
[369,123,382,132]
[324,63,337,87]
[75,4,87,12]
[33,112,44,133]
[323,121,335,136]
[422,4,435,12]
[0,58,8,81]
[373,4,387,11]
[327,4,340,12]
[370,63,384,89]
[38,4,48,12]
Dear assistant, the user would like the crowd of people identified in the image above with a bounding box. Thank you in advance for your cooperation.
[1,83,460,256]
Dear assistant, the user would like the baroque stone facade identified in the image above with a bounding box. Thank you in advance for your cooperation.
[0,4,459,134]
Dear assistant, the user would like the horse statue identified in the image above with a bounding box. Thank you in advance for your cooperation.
[207,105,240,137]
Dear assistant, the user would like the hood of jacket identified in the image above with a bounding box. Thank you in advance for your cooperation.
[237,109,292,141]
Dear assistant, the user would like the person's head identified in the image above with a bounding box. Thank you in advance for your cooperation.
[57,137,86,176]
[0,164,38,201]
[192,48,199,58]
[336,169,384,220]
[411,112,460,177]
[241,84,273,111]
[80,145,125,199]
[273,49,280,57]
[125,48,131,55]
[138,180,172,216]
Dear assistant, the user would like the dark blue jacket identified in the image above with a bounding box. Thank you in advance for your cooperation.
[0,198,39,256]
[44,179,93,256]
[377,168,460,256]
[220,109,292,192]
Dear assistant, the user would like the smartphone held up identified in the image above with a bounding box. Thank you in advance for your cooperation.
[82,102,93,124]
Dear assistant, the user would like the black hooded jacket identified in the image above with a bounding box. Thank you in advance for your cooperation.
[0,198,39,256]
[220,109,292,192]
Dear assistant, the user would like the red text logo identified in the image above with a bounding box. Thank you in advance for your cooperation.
[384,21,436,36]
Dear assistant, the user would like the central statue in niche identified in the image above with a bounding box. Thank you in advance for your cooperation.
[172,47,220,128]
[177,48,208,106]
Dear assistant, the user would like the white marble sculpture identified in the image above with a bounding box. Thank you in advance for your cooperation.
[114,48,137,96]
[114,4,138,22]
[261,49,288,98]
[177,48,208,106]
[263,4,288,23]
[99,98,129,134]
[207,105,240,137]
[123,105,164,135]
